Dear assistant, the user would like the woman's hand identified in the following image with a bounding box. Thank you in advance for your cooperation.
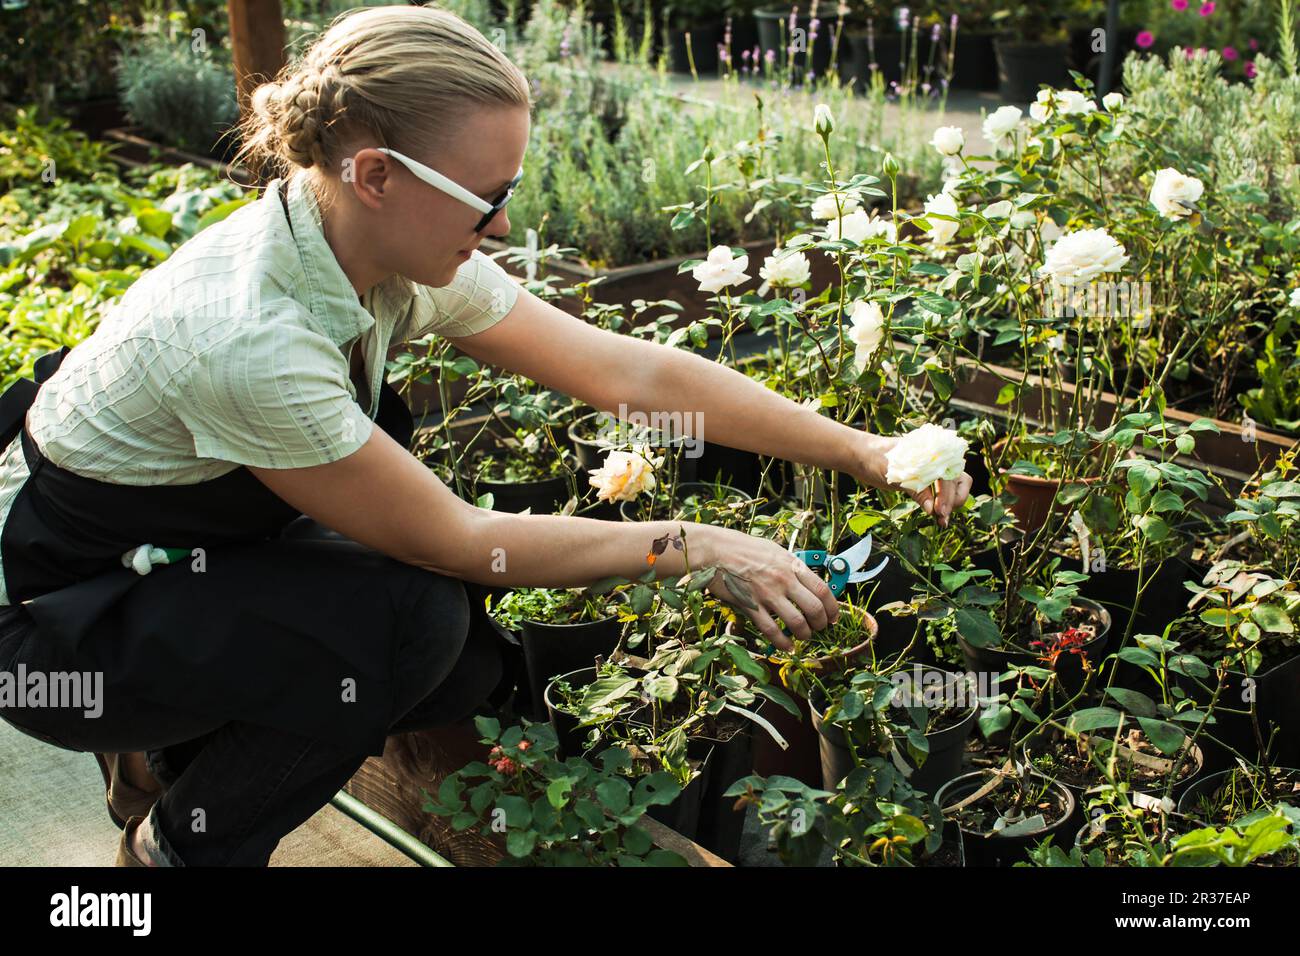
[692,525,840,652]
[853,432,974,528]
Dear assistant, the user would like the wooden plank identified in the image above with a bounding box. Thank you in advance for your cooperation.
[944,353,1297,483]
[639,815,734,867]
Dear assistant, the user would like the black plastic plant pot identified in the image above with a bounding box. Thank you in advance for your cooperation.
[809,674,978,796]
[992,36,1070,102]
[956,598,1112,701]
[692,441,765,499]
[1047,544,1195,660]
[948,30,999,91]
[567,410,699,482]
[1019,719,1205,837]
[1169,653,1300,772]
[936,769,1078,867]
[544,666,599,760]
[1175,766,1300,821]
[466,472,572,515]
[920,819,967,867]
[541,666,714,843]
[691,701,764,863]
[520,615,622,722]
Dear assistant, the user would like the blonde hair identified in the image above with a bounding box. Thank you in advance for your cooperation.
[237,4,531,181]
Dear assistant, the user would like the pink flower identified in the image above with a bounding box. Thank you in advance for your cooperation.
[1249,38,1259,51]
[1222,46,1238,60]
[1199,1,1214,15]
[1136,30,1155,49]
[1171,0,1187,9]
[1245,60,1257,78]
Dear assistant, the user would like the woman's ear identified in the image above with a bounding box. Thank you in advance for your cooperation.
[346,148,394,210]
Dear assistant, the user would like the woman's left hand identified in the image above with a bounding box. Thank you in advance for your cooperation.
[854,433,974,528]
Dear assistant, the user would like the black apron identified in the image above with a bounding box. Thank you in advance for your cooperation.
[0,346,514,756]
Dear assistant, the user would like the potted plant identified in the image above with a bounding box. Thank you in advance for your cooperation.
[810,664,980,795]
[1021,716,1205,835]
[728,764,959,866]
[423,716,690,865]
[1177,763,1300,867]
[989,1,1071,100]
[936,763,1078,866]
[725,597,886,786]
[489,585,627,721]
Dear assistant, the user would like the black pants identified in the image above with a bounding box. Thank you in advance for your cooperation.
[0,517,514,866]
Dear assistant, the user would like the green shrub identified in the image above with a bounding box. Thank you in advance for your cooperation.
[116,31,238,154]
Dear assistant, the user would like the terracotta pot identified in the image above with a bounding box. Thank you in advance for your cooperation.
[991,437,1105,534]
[723,607,880,786]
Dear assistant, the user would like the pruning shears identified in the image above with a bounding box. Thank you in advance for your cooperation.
[788,524,889,599]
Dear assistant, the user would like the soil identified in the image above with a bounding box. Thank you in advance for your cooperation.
[1187,767,1300,828]
[947,772,1070,835]
[918,840,963,867]
[1029,726,1196,790]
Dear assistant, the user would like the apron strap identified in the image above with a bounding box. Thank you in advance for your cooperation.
[0,346,70,452]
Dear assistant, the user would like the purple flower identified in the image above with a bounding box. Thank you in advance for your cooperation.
[1249,38,1259,50]
[765,48,777,64]
[1222,45,1238,60]
[898,6,910,30]
[950,13,958,30]
[1136,30,1155,49]
[1199,1,1214,15]
[1171,0,1187,9]
[1245,60,1257,77]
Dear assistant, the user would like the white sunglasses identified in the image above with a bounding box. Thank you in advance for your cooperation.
[375,147,523,233]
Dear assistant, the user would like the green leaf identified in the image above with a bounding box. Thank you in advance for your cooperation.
[506,829,537,858]
[1251,603,1294,634]
[1104,687,1157,717]
[1067,707,1123,733]
[955,608,1001,648]
[497,794,532,827]
[1135,717,1186,756]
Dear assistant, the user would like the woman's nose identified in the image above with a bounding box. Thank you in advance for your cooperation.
[483,206,511,240]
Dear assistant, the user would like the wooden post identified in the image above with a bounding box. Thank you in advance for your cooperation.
[227,0,287,116]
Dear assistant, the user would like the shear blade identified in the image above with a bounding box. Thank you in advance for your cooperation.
[834,533,876,575]
[848,556,889,583]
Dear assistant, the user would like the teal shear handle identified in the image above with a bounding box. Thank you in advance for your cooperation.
[794,549,853,598]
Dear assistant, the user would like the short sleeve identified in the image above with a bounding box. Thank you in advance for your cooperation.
[404,249,520,339]
[167,319,375,469]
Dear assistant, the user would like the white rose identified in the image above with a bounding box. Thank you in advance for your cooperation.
[692,244,750,293]
[982,105,1023,148]
[1102,91,1124,111]
[812,191,862,220]
[825,208,884,244]
[814,103,834,135]
[588,445,661,502]
[1040,227,1130,287]
[1289,287,1300,308]
[759,248,811,287]
[884,423,970,493]
[1057,90,1097,115]
[1149,167,1205,220]
[982,200,1013,219]
[922,191,961,246]
[848,300,886,371]
[1028,89,1055,123]
[930,125,965,156]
